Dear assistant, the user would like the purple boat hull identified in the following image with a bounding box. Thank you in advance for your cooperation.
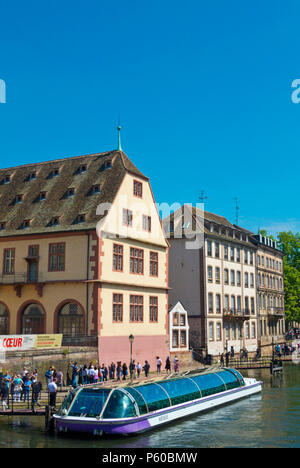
[56,418,151,435]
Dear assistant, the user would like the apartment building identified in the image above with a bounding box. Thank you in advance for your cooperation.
[252,234,285,348]
[163,205,259,358]
[0,149,169,367]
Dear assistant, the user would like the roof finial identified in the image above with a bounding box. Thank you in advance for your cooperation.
[117,115,122,152]
[117,125,122,151]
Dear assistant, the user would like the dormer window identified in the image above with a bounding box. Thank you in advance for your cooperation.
[12,194,23,205]
[99,160,112,172]
[39,191,47,201]
[47,168,60,179]
[73,214,86,224]
[1,175,10,185]
[47,216,60,227]
[63,188,75,199]
[0,222,6,231]
[74,164,87,175]
[25,171,37,182]
[87,185,101,196]
[19,219,31,230]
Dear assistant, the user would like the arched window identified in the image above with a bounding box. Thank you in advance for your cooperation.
[0,304,9,334]
[21,303,44,334]
[57,302,84,336]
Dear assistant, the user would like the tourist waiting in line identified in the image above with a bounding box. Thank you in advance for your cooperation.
[48,378,58,408]
[136,362,142,378]
[13,375,23,402]
[143,361,150,377]
[156,356,162,373]
[165,356,171,374]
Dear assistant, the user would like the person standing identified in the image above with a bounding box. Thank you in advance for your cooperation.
[56,370,63,391]
[23,374,31,402]
[122,363,128,380]
[156,357,162,374]
[48,378,58,407]
[13,375,22,402]
[71,362,79,387]
[143,361,150,378]
[136,362,142,378]
[165,357,171,374]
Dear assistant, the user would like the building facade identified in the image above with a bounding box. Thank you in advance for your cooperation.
[252,234,285,350]
[0,150,169,368]
[163,205,259,358]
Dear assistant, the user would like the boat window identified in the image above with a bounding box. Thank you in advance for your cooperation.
[56,389,78,416]
[133,384,170,413]
[159,378,201,406]
[226,368,245,386]
[68,388,111,417]
[102,390,137,419]
[191,373,226,397]
[218,369,243,390]
[125,387,148,415]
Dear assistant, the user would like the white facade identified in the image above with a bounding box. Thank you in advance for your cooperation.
[169,301,189,352]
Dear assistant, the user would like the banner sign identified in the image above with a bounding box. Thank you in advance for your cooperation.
[0,334,63,352]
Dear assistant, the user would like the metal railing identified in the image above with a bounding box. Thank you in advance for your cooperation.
[61,335,98,347]
[0,273,45,284]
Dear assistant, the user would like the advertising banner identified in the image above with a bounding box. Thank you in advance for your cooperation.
[0,334,63,352]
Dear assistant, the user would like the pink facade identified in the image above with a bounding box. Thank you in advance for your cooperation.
[98,335,170,370]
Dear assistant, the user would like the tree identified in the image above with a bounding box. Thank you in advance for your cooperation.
[277,231,300,324]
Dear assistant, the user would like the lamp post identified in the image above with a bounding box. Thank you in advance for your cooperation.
[129,334,134,383]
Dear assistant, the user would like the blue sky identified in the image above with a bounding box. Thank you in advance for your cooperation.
[0,0,299,236]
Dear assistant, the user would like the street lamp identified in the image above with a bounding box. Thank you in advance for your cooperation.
[129,334,134,383]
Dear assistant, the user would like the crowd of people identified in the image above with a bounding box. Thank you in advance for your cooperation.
[0,355,180,410]
[69,355,179,388]
[0,367,44,410]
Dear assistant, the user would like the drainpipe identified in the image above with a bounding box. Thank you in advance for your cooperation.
[86,233,90,337]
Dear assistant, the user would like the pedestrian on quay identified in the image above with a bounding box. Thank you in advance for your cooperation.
[116,362,122,382]
[23,374,31,402]
[136,362,142,378]
[56,370,63,391]
[109,362,115,380]
[143,360,150,378]
[122,363,128,381]
[165,356,171,374]
[1,380,8,411]
[129,360,136,380]
[13,375,23,402]
[173,356,179,373]
[45,366,53,387]
[32,381,42,407]
[48,378,58,408]
[71,362,79,388]
[156,356,162,374]
[225,351,230,367]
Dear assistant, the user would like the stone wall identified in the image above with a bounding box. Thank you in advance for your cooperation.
[0,347,98,385]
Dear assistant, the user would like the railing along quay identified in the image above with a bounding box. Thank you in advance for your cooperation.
[0,387,69,416]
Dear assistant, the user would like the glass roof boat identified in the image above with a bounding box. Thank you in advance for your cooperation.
[53,368,262,436]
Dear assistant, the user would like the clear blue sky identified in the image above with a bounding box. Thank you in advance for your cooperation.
[0,0,299,236]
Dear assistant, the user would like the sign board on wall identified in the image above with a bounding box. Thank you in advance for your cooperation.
[0,334,63,352]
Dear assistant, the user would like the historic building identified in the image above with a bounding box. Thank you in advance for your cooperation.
[251,234,285,350]
[0,148,169,367]
[163,205,259,359]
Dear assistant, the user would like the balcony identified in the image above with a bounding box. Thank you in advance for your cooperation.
[0,273,45,297]
[223,308,250,320]
[267,307,285,318]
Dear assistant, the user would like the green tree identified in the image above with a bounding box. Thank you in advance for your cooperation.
[277,231,300,324]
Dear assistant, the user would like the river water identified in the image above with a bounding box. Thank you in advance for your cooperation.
[1,364,300,448]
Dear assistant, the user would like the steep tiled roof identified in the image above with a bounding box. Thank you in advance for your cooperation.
[0,150,148,237]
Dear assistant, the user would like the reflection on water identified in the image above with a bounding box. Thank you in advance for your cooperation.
[1,365,300,448]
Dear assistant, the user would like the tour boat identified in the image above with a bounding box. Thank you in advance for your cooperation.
[53,368,262,436]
